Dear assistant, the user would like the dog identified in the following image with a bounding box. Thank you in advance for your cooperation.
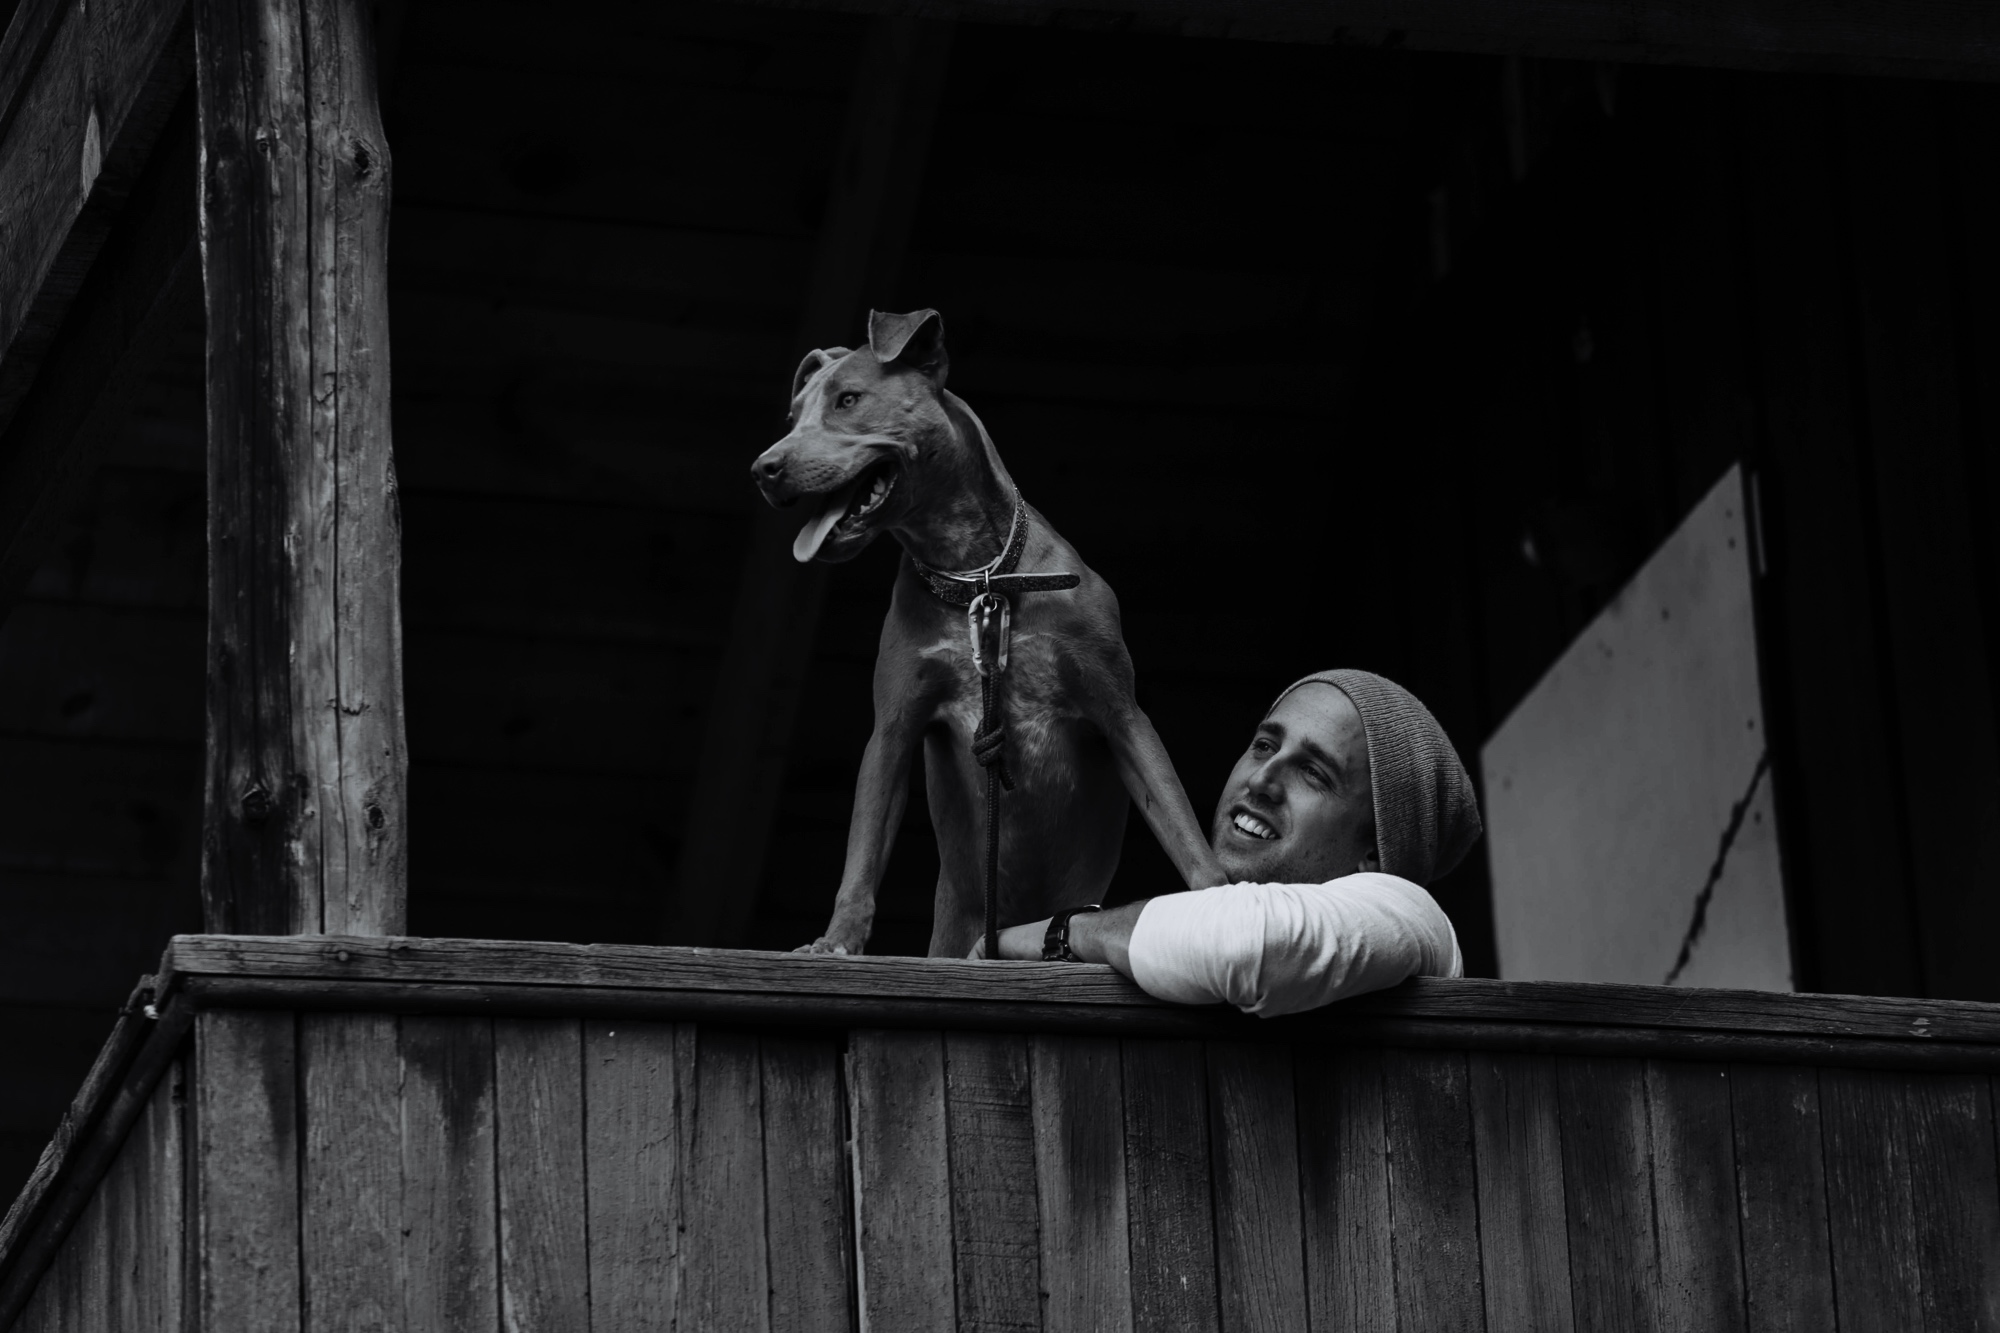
[753,309,1224,957]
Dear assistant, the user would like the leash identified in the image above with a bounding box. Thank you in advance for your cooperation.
[909,493,1079,960]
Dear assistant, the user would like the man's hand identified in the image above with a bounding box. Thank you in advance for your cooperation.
[966,901,1149,973]
[966,920,1049,960]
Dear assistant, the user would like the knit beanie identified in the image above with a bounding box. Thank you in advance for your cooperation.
[1269,669,1482,886]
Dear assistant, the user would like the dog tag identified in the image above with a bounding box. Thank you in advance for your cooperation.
[968,591,1011,677]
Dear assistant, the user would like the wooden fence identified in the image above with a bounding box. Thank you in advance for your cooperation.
[4,936,2000,1331]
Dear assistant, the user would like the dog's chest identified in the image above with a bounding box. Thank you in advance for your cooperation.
[919,624,1093,792]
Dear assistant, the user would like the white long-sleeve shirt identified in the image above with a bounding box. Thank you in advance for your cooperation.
[1126,873,1462,1017]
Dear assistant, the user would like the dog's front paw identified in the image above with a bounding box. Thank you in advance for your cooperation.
[793,936,856,956]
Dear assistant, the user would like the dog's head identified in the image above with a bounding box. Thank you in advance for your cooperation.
[753,308,960,564]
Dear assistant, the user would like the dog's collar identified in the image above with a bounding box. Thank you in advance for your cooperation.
[908,492,1080,606]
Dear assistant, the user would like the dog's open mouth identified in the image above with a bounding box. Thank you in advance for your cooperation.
[792,462,899,562]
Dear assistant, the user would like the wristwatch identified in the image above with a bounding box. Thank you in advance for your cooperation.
[1042,905,1103,962]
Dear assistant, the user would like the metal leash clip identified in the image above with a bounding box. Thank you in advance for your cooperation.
[967,590,1011,677]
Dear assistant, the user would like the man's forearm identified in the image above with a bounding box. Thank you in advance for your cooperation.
[1067,901,1146,974]
[985,899,1150,975]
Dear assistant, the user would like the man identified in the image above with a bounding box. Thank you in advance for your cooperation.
[979,669,1481,1017]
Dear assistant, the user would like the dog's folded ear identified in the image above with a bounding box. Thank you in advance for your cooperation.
[867,309,948,385]
[791,346,851,399]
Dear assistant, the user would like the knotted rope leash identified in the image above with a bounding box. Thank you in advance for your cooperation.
[909,493,1079,960]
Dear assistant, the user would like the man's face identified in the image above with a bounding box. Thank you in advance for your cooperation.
[1209,682,1378,884]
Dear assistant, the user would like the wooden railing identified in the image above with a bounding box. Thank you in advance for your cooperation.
[4,936,2000,1330]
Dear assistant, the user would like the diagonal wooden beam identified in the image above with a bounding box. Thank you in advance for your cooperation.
[0,97,202,613]
[0,0,193,472]
[195,0,406,935]
[669,17,953,946]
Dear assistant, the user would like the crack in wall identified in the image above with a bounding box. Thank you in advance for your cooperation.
[1662,747,1772,985]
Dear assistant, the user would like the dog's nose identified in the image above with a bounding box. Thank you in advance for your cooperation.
[754,454,784,481]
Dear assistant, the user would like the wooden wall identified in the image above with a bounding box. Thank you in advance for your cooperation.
[14,1008,2000,1331]
[3,0,1999,1201]
[1349,66,2000,999]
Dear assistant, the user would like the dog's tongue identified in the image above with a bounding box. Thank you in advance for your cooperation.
[792,481,858,563]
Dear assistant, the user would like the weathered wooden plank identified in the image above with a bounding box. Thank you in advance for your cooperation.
[1727,1065,1836,1333]
[399,1016,497,1332]
[1468,1051,1573,1332]
[492,1018,588,1331]
[1122,1039,1219,1333]
[584,1021,684,1333]
[1205,1042,1306,1332]
[195,0,406,935]
[195,1008,300,1333]
[1030,1034,1132,1333]
[670,15,953,945]
[300,1012,401,1333]
[1646,1061,1746,1333]
[115,1064,185,1333]
[760,1034,854,1333]
[682,1027,770,1332]
[70,1176,110,1333]
[1816,1068,1922,1331]
[1382,1048,1483,1333]
[1558,1056,1658,1333]
[1842,80,2000,1004]
[165,935,2000,1048]
[849,1029,955,1329]
[945,1032,1042,1331]
[1296,1044,1393,1332]
[1907,1075,2000,1330]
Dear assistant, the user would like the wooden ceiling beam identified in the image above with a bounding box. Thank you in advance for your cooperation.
[668,17,953,947]
[721,0,2000,82]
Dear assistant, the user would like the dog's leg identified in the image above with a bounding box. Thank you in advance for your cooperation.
[1076,640,1227,890]
[1106,705,1229,890]
[800,718,920,954]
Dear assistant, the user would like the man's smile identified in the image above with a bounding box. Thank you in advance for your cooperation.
[1231,808,1279,841]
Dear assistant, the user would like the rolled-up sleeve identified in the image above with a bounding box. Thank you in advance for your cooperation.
[1125,873,1463,1017]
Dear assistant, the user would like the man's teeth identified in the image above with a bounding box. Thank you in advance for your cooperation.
[1233,812,1277,840]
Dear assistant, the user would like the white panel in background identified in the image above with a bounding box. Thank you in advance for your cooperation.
[1482,464,1790,990]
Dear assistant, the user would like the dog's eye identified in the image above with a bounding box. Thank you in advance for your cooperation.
[835,391,861,410]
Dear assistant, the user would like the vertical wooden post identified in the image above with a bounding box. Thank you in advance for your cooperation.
[195,0,406,934]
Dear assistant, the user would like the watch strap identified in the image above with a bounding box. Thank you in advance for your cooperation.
[1042,904,1104,962]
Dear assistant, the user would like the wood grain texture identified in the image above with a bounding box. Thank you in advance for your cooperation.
[1205,1043,1306,1333]
[195,1008,300,1333]
[117,1066,185,1333]
[69,1171,110,1333]
[1558,1056,1659,1333]
[849,1029,956,1329]
[1030,1035,1132,1333]
[398,1016,497,1332]
[195,0,406,935]
[945,1032,1041,1331]
[1382,1048,1483,1333]
[1296,1045,1393,1333]
[682,1028,770,1333]
[1817,1068,1923,1331]
[1121,1039,1219,1333]
[1907,1075,2000,1330]
[300,1013,401,1333]
[492,1018,588,1332]
[584,1021,683,1333]
[163,934,2000,1044]
[760,1034,854,1333]
[1645,1062,1746,1333]
[1726,1065,1835,1333]
[1469,1051,1573,1332]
